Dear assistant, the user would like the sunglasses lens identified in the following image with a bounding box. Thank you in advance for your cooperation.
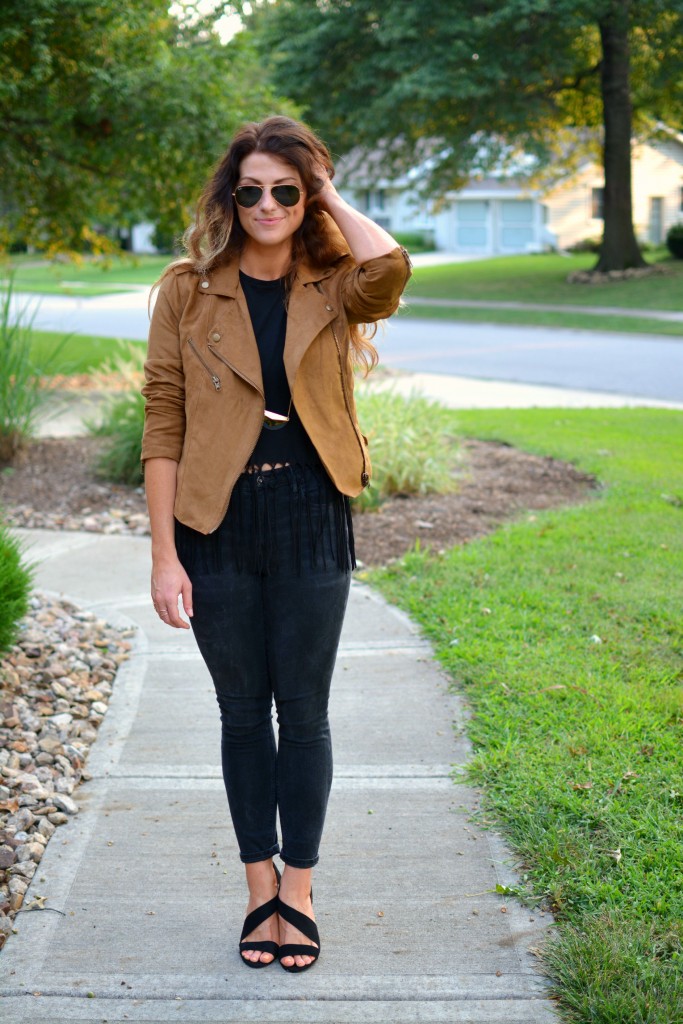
[234,185,302,208]
[271,185,301,207]
[234,186,262,208]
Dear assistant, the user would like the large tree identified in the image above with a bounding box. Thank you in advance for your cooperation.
[0,0,292,253]
[243,0,683,271]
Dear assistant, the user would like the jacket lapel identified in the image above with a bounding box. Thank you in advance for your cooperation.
[200,254,345,390]
[283,276,337,383]
[202,262,263,391]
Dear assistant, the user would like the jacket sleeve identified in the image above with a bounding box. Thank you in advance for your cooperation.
[140,273,187,464]
[340,246,412,324]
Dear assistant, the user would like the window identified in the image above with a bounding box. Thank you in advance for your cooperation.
[591,187,604,220]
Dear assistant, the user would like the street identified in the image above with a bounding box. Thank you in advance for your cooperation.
[384,316,683,403]
[14,291,683,404]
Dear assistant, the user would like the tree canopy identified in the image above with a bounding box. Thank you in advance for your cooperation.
[243,0,683,269]
[0,0,293,254]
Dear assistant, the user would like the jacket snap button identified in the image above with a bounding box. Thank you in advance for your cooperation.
[325,304,333,312]
[201,281,209,289]
[361,472,369,487]
[211,332,221,342]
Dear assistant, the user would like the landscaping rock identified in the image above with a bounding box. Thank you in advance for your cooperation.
[0,592,133,950]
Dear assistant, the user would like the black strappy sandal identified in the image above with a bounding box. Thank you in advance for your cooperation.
[239,863,281,968]
[277,889,320,973]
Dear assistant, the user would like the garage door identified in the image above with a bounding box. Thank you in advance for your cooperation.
[455,201,490,251]
[498,200,535,252]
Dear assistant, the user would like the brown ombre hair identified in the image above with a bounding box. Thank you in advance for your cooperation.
[158,116,378,372]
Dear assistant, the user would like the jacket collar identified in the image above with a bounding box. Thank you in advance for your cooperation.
[197,254,344,390]
[196,253,347,297]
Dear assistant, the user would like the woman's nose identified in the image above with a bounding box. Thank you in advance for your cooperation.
[259,187,278,211]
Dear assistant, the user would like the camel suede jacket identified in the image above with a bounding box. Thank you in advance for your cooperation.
[141,244,412,534]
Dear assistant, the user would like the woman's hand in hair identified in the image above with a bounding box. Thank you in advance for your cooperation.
[312,162,338,208]
[311,163,399,263]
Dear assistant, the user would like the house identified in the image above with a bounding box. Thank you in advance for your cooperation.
[336,133,683,255]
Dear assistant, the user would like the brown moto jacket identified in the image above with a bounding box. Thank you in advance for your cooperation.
[141,244,412,534]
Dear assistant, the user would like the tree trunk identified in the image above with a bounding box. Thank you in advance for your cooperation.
[594,0,646,271]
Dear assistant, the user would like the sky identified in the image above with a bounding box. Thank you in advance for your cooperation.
[168,0,246,43]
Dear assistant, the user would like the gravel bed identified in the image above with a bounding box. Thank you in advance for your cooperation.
[0,593,133,950]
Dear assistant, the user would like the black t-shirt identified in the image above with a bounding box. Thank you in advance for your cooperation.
[240,271,320,468]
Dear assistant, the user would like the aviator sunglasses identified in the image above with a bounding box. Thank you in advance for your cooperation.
[233,184,302,209]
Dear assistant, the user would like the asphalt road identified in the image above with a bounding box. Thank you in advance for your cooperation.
[384,316,683,403]
[15,291,683,403]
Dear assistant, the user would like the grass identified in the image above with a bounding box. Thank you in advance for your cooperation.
[30,331,145,376]
[1,255,169,296]
[398,303,683,337]
[0,279,72,462]
[407,250,683,310]
[366,407,683,1023]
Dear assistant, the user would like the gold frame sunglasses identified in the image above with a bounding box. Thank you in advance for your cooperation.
[233,184,302,209]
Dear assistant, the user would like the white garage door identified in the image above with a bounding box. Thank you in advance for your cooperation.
[455,200,490,251]
[497,200,535,252]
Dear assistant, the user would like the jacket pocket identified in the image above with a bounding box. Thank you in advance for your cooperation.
[187,338,221,391]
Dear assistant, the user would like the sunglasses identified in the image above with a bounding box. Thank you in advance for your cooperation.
[233,184,302,209]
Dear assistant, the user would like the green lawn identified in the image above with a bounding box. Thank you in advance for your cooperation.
[407,251,683,311]
[30,331,145,375]
[367,407,683,1023]
[397,303,683,337]
[1,255,169,296]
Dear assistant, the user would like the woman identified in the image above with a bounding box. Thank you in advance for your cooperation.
[141,116,410,972]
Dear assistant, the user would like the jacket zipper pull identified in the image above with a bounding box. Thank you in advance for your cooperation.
[211,375,221,391]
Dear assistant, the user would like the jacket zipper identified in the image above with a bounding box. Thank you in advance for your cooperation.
[207,343,264,399]
[187,338,221,391]
[331,325,370,488]
[204,343,265,533]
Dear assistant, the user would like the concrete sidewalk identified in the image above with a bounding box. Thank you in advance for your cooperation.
[0,527,557,1023]
[36,369,683,442]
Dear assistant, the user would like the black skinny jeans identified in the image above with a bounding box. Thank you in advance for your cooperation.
[176,466,352,868]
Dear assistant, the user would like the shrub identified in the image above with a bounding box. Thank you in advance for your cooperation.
[353,388,460,512]
[88,343,145,485]
[91,390,145,485]
[566,236,602,254]
[0,276,69,464]
[665,223,683,259]
[393,231,436,254]
[0,519,32,654]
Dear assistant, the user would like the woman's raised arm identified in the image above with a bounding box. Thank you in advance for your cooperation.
[315,170,400,264]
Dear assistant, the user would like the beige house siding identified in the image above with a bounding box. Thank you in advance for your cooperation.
[544,166,603,248]
[631,140,683,242]
[337,134,683,254]
[545,139,683,248]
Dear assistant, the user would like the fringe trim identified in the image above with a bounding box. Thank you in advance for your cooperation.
[175,463,355,577]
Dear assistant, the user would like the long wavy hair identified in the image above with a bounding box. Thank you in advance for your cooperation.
[158,116,378,372]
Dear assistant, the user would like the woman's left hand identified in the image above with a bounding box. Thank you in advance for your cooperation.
[313,163,338,207]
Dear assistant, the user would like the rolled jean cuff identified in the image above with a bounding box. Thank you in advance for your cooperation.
[280,852,320,869]
[240,843,280,864]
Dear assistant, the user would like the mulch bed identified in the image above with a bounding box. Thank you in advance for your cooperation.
[0,437,598,565]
